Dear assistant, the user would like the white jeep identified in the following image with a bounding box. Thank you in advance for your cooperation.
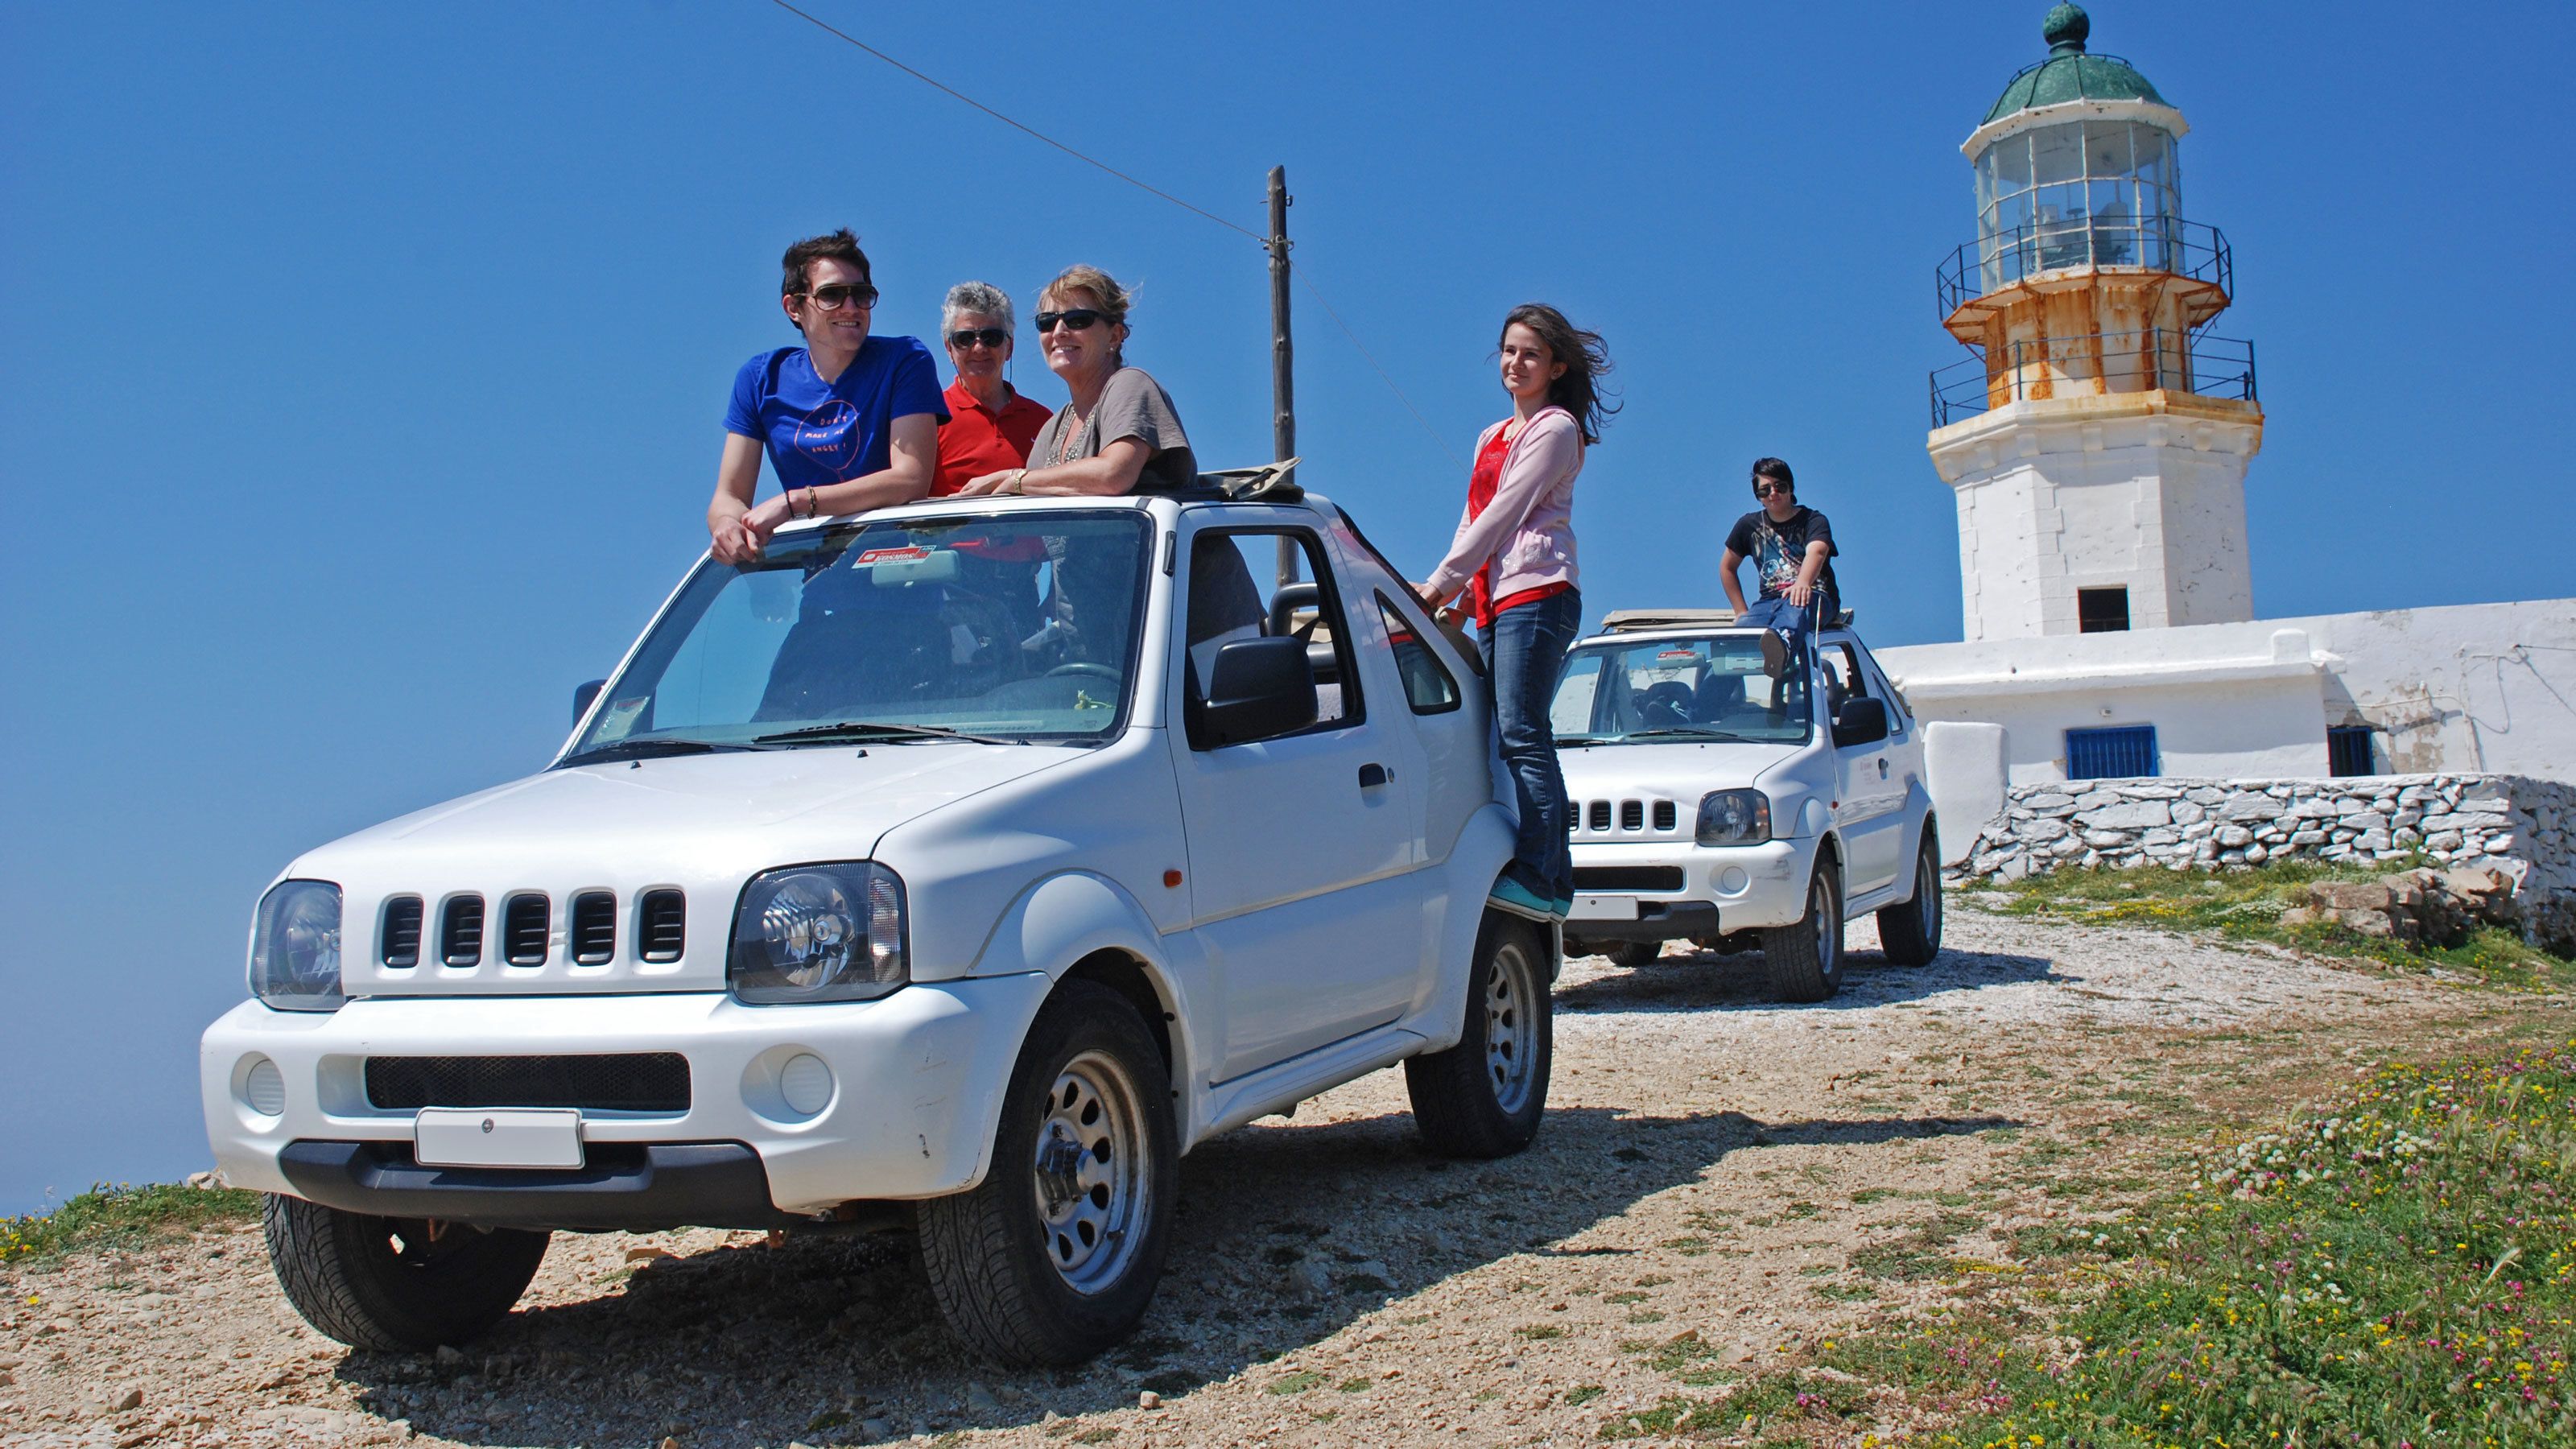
[199,479,1552,1364]
[1550,609,1943,998]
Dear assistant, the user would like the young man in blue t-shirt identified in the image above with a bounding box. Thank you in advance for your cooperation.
[707,229,948,563]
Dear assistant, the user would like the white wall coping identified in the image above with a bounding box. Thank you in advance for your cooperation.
[1893,630,2326,701]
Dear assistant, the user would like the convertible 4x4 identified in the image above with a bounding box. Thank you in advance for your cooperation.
[1551,609,1944,999]
[199,477,1553,1364]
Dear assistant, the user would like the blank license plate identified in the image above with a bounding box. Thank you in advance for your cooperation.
[415,1108,584,1169]
[1568,894,1639,921]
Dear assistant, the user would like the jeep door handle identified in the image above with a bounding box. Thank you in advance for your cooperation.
[1357,762,1391,790]
[1877,758,1889,778]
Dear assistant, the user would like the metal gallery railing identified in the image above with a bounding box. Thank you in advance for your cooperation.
[1929,328,2256,426]
[1936,217,2231,318]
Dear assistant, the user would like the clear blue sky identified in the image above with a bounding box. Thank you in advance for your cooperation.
[4,1,2570,1214]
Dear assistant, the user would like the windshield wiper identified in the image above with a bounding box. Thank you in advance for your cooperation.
[559,737,762,766]
[753,720,1022,747]
[1622,727,1775,744]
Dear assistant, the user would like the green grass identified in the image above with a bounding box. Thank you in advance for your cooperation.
[1995,860,2573,988]
[2,1182,260,1265]
[1817,1040,2576,1447]
[1265,1369,1328,1395]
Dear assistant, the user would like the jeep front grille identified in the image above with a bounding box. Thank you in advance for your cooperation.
[1573,866,1686,892]
[638,890,685,963]
[502,893,549,965]
[365,1054,690,1113]
[381,896,423,968]
[570,890,617,964]
[1579,798,1683,836]
[440,895,485,966]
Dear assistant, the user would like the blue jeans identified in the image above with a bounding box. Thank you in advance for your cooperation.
[1741,591,1835,651]
[1480,588,1582,901]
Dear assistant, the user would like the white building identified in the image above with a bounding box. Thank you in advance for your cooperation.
[1874,5,2576,858]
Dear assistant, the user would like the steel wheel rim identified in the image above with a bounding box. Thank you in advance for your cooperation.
[1810,874,1835,967]
[1030,1048,1150,1295]
[1483,939,1540,1115]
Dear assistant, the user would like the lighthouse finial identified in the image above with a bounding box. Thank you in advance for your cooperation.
[2042,3,2090,55]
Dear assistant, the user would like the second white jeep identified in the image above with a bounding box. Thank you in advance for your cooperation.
[1550,609,1944,998]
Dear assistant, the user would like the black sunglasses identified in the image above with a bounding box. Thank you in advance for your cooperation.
[1034,308,1104,333]
[948,328,1009,349]
[1753,481,1793,498]
[798,283,877,312]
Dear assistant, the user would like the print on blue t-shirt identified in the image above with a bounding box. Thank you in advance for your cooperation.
[724,336,947,494]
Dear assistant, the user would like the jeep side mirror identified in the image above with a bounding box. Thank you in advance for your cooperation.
[573,679,607,726]
[1832,696,1889,748]
[1199,637,1317,749]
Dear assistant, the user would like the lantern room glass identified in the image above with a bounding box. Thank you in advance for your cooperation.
[1975,119,2182,282]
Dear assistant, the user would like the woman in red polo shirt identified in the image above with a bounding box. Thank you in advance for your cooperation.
[931,281,1053,496]
[1416,303,1616,921]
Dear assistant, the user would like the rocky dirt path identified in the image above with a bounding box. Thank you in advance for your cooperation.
[6,908,2554,1449]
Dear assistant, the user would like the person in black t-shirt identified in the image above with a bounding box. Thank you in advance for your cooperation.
[1720,457,1839,678]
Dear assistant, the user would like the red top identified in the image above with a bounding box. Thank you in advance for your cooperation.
[931,378,1053,496]
[1464,423,1575,628]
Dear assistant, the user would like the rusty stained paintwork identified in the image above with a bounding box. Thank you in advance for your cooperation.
[1966,272,2231,411]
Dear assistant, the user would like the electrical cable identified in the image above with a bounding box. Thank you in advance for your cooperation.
[765,0,1462,474]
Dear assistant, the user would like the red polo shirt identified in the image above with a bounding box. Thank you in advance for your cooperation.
[931,378,1054,496]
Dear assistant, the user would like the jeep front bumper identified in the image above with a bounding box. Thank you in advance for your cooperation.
[1564,837,1817,940]
[200,975,1054,1227]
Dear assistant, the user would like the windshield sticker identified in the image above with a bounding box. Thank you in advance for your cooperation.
[1657,649,1699,660]
[855,546,930,567]
[592,697,648,742]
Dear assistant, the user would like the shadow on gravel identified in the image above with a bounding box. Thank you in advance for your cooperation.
[1554,943,2062,1014]
[324,1102,2012,1447]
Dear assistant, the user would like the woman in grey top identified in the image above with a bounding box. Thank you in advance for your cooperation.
[959,264,1195,497]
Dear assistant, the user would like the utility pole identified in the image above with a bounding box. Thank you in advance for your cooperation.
[1266,165,1298,589]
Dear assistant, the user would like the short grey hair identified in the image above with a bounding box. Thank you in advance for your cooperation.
[941,280,1014,337]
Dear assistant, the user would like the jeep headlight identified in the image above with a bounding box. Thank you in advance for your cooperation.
[729,863,907,1004]
[249,880,344,1012]
[1695,790,1773,847]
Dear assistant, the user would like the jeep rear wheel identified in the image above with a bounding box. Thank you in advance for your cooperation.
[1876,831,1946,967]
[1761,861,1845,1002]
[919,980,1177,1365]
[260,1194,548,1351]
[1405,912,1553,1158]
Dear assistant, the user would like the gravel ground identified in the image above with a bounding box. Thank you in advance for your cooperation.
[2,906,2532,1449]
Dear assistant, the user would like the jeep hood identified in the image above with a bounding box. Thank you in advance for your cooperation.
[295,744,1084,996]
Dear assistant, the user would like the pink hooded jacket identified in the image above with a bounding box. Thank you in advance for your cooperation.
[1426,406,1583,605]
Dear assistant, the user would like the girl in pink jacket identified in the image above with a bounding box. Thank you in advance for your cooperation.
[1417,303,1616,920]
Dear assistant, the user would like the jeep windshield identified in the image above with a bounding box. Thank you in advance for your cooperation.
[562,511,1151,766]
[1550,633,1813,746]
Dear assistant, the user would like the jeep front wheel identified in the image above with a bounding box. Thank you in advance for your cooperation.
[1405,912,1553,1158]
[1762,861,1845,1002]
[261,1194,549,1351]
[919,980,1178,1365]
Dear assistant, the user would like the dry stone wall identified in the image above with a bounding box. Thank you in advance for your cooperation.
[1955,774,2576,951]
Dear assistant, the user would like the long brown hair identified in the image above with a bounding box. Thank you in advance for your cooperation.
[1501,303,1618,444]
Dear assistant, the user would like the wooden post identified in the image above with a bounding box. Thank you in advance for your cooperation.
[1267,165,1298,589]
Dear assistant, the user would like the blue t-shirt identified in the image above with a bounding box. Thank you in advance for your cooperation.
[724,337,947,492]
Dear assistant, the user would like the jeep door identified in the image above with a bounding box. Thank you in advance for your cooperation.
[1822,638,1906,894]
[1168,522,1423,1081]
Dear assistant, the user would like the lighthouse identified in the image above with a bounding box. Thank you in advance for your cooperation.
[1926,4,2264,641]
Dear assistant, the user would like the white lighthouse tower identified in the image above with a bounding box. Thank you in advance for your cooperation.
[1926,3,2264,640]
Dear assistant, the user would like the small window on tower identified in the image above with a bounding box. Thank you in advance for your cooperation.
[2078,587,2131,634]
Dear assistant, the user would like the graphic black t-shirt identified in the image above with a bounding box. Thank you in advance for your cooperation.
[1725,506,1838,601]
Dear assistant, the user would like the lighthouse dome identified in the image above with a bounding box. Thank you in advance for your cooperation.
[1984,5,2168,124]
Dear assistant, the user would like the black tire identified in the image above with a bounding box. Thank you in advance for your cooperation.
[1603,940,1657,968]
[260,1193,548,1352]
[1405,912,1553,1158]
[1761,859,1846,1002]
[919,980,1178,1366]
[1876,829,1946,967]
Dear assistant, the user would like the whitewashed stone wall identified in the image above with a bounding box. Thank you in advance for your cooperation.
[1955,773,2576,949]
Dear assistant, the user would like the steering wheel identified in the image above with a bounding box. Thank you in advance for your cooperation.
[1046,662,1122,682]
[1637,680,1695,725]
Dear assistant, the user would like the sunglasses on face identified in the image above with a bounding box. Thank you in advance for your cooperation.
[799,283,877,312]
[1034,308,1104,333]
[1753,481,1792,498]
[948,328,1009,349]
